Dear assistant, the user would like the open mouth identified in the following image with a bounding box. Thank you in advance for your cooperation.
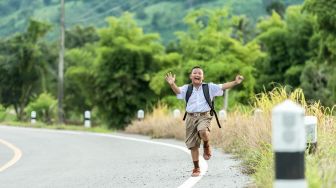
[194,77,201,81]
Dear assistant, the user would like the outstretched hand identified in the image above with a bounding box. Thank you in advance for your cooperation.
[165,72,176,85]
[235,75,244,84]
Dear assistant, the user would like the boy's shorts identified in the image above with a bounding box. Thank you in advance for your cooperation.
[185,112,212,149]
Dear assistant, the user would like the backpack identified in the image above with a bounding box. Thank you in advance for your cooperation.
[182,83,222,128]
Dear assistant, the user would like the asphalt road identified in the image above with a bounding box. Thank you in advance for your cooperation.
[0,125,251,188]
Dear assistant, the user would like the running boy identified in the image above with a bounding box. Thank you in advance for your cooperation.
[165,66,244,177]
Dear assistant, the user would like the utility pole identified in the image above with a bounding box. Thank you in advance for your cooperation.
[58,0,65,124]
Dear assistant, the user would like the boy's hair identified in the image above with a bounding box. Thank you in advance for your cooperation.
[190,66,203,74]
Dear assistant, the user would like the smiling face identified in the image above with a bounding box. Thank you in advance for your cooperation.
[189,67,204,87]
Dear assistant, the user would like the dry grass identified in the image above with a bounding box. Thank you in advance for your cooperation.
[125,87,336,187]
[125,103,185,140]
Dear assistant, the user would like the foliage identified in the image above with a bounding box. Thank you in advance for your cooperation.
[154,8,264,106]
[64,44,97,120]
[255,7,316,92]
[94,13,164,128]
[303,0,336,105]
[25,92,57,123]
[0,19,52,120]
[65,26,99,49]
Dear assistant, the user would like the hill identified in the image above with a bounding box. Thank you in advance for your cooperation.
[0,0,304,43]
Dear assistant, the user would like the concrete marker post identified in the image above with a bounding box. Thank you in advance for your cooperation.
[272,100,307,188]
[254,108,263,121]
[219,109,227,121]
[304,116,317,154]
[137,109,144,121]
[84,111,91,128]
[173,109,181,118]
[31,111,36,124]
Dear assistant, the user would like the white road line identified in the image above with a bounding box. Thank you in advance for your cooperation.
[0,139,22,172]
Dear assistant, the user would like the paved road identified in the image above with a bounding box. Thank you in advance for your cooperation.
[0,125,251,188]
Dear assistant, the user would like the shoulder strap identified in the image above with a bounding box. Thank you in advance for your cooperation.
[202,83,222,128]
[183,84,193,120]
[185,84,193,104]
[202,84,213,109]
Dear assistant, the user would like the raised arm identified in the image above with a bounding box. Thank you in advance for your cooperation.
[222,75,244,90]
[165,72,181,94]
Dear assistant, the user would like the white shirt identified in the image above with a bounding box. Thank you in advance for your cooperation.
[176,83,223,113]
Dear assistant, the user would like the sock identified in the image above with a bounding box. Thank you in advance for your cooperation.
[203,140,209,148]
[193,161,199,168]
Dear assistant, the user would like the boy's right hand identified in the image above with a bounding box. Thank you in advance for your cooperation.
[165,72,176,85]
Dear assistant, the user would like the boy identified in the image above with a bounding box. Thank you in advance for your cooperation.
[165,66,244,177]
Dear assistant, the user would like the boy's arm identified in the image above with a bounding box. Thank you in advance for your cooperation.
[165,72,181,94]
[222,75,244,90]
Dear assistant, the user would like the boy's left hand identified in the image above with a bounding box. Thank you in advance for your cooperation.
[235,75,244,84]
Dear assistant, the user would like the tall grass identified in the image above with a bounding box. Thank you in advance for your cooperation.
[125,87,335,187]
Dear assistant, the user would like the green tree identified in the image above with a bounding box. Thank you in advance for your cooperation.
[304,0,336,62]
[255,7,315,92]
[64,44,97,121]
[0,19,51,120]
[94,13,164,128]
[65,26,99,49]
[164,8,264,105]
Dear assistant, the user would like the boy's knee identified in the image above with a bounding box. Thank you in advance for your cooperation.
[199,130,208,138]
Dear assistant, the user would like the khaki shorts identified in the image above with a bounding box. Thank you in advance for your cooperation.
[185,113,212,149]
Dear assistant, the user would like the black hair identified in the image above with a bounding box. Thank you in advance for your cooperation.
[190,66,203,74]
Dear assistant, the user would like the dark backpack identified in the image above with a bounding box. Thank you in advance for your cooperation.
[182,83,222,128]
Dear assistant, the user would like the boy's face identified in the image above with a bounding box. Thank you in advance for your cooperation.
[190,68,204,85]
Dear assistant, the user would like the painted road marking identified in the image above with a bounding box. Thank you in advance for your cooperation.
[0,139,22,172]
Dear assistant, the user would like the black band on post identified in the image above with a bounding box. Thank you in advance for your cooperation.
[275,151,305,179]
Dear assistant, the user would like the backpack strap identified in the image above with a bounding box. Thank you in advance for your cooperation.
[202,84,221,128]
[183,84,193,120]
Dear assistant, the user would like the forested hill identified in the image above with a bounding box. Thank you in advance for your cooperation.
[1,0,303,43]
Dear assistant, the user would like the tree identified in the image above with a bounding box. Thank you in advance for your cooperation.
[152,8,264,107]
[0,19,51,120]
[255,7,315,92]
[304,0,336,63]
[65,26,99,49]
[94,13,164,128]
[64,44,97,121]
[303,0,336,105]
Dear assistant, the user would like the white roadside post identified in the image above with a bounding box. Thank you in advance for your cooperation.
[84,110,91,128]
[31,111,36,124]
[219,109,227,120]
[254,108,263,121]
[304,116,317,154]
[173,109,180,118]
[272,100,307,188]
[137,109,144,121]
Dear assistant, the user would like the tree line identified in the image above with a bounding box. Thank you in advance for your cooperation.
[0,0,334,128]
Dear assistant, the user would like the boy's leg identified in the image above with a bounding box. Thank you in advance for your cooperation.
[199,130,211,160]
[190,147,200,177]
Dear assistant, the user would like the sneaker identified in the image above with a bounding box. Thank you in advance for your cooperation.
[203,146,212,160]
[191,168,201,177]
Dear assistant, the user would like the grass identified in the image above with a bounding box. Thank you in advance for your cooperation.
[125,87,336,187]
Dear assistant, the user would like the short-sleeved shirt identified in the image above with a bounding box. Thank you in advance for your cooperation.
[176,83,223,113]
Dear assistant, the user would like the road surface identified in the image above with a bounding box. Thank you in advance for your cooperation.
[0,125,251,188]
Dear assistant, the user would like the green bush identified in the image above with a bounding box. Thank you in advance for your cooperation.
[25,92,57,124]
